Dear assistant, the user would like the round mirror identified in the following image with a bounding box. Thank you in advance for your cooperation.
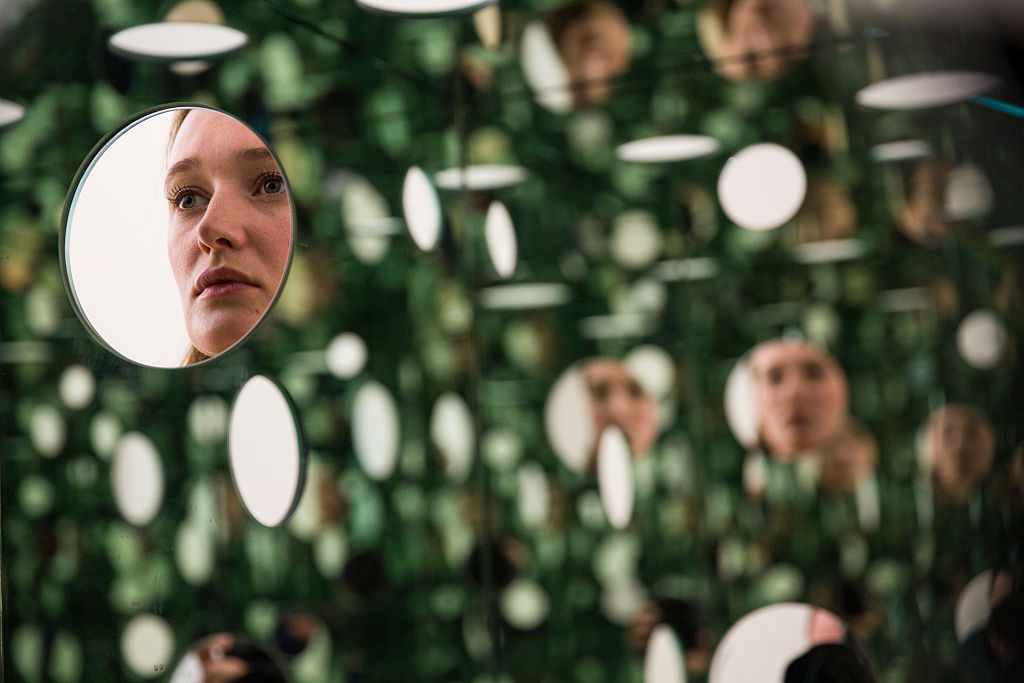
[919,403,994,505]
[112,432,164,526]
[434,165,528,191]
[62,105,295,367]
[228,375,307,528]
[617,135,720,164]
[108,22,247,62]
[956,570,995,643]
[956,310,1008,370]
[0,98,26,128]
[709,603,861,683]
[352,380,400,481]
[724,339,849,461]
[169,633,288,683]
[520,1,633,112]
[402,166,442,252]
[597,425,635,529]
[430,392,476,483]
[718,143,807,231]
[855,71,999,110]
[356,0,496,16]
[644,624,688,683]
[122,613,175,679]
[698,0,815,82]
[485,201,518,279]
[546,357,661,472]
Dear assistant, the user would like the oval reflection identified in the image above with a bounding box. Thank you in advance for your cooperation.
[169,633,288,683]
[352,380,400,481]
[62,105,295,367]
[228,375,307,528]
[698,0,815,82]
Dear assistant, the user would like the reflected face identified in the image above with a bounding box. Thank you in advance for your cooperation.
[718,0,814,81]
[165,109,291,360]
[584,359,658,458]
[557,4,632,107]
[900,160,950,245]
[751,341,848,459]
[818,423,878,495]
[925,405,994,503]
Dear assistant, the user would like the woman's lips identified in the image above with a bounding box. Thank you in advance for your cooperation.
[194,267,257,299]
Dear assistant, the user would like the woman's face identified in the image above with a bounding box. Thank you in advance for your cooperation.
[926,405,994,502]
[584,359,658,458]
[752,341,848,458]
[165,109,291,359]
[558,6,632,107]
[818,425,877,494]
[720,0,814,81]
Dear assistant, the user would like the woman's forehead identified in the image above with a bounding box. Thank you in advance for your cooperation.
[168,109,265,162]
[751,340,832,371]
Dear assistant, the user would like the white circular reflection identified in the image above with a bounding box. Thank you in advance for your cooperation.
[956,310,1008,370]
[479,283,571,310]
[30,404,66,457]
[352,381,400,480]
[945,164,994,221]
[597,426,634,529]
[624,345,675,399]
[617,135,720,163]
[517,462,550,528]
[501,579,550,630]
[724,355,759,450]
[870,139,933,162]
[430,393,475,482]
[402,167,442,251]
[645,624,688,683]
[121,613,174,678]
[718,143,806,231]
[520,21,573,113]
[356,0,496,15]
[112,432,164,526]
[0,99,25,127]
[326,332,368,379]
[955,570,993,643]
[545,366,594,473]
[485,201,518,279]
[855,71,999,109]
[108,22,247,61]
[434,165,528,191]
[611,211,663,268]
[228,376,305,527]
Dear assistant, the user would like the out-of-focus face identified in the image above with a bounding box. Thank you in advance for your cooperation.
[584,358,659,458]
[719,0,814,81]
[557,5,632,107]
[900,160,950,245]
[165,109,291,360]
[751,340,848,459]
[925,404,995,503]
[818,423,878,495]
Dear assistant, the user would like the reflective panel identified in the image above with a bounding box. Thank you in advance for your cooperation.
[434,165,528,191]
[479,282,571,310]
[956,310,1008,369]
[597,425,634,529]
[112,432,164,526]
[352,380,400,481]
[402,166,442,251]
[429,392,475,482]
[955,570,994,643]
[228,375,306,527]
[718,143,806,231]
[725,339,849,461]
[108,22,247,61]
[519,1,632,111]
[616,135,720,164]
[121,613,174,679]
[485,201,518,279]
[709,604,853,683]
[855,71,1000,109]
[62,106,295,367]
[0,98,26,127]
[326,332,368,379]
[355,0,497,16]
[698,0,815,82]
[644,624,688,683]
[169,633,287,683]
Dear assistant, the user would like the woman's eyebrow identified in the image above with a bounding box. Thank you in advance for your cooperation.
[164,147,277,194]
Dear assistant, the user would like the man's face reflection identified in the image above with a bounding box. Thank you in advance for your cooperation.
[925,404,994,503]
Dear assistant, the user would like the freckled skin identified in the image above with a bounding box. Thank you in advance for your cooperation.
[165,110,291,359]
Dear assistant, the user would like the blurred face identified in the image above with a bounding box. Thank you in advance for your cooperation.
[818,425,878,494]
[900,161,950,245]
[926,405,994,502]
[584,359,659,458]
[165,109,291,359]
[751,341,848,459]
[558,6,632,107]
[720,0,814,81]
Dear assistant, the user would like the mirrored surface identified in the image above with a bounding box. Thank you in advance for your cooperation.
[62,105,295,367]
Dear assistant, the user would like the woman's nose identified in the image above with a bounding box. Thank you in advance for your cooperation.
[196,191,248,252]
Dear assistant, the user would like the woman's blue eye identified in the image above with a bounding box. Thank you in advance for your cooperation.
[177,193,196,209]
[261,176,284,195]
